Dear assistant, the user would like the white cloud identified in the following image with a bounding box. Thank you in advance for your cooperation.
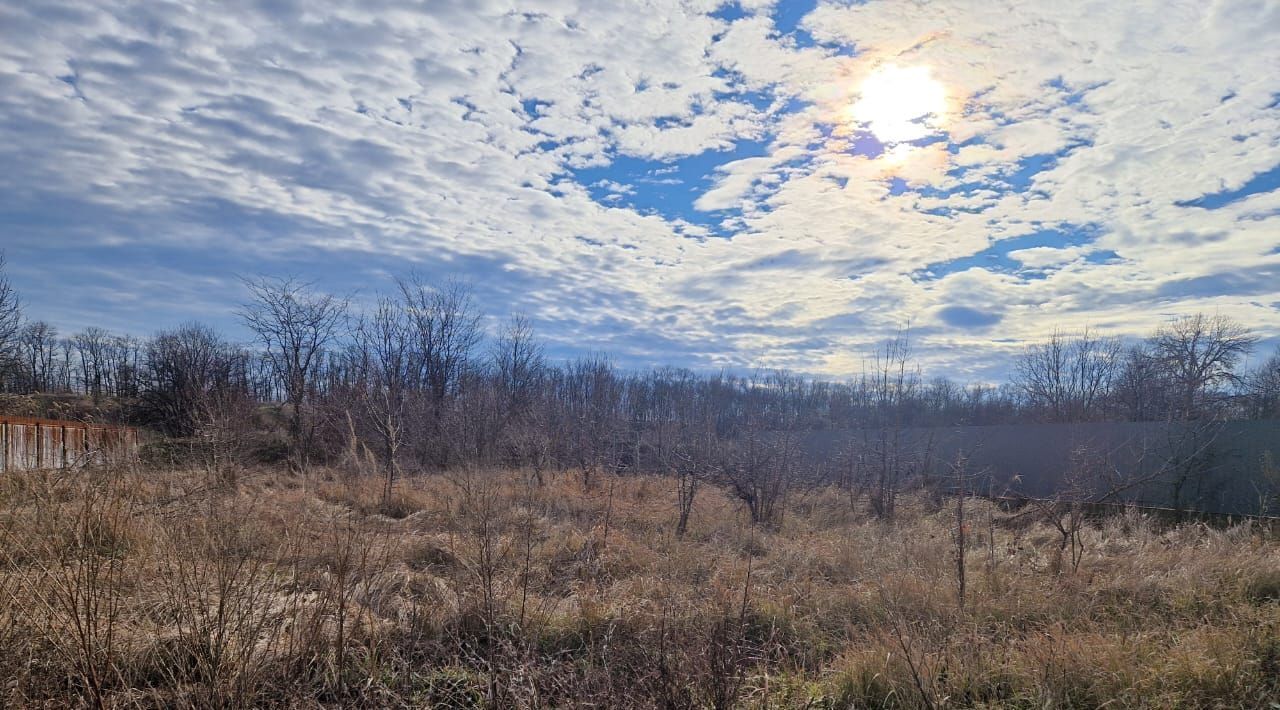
[0,0,1277,378]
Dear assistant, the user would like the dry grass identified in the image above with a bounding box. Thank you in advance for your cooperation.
[1,464,1278,708]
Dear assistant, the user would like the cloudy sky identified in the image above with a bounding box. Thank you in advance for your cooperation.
[2,0,1278,379]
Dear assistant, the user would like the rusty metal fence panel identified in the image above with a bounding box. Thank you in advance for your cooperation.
[0,417,138,472]
[64,426,86,466]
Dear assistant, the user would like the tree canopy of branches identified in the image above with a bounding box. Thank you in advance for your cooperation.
[1248,348,1280,420]
[0,252,21,385]
[141,323,252,437]
[238,276,348,469]
[1012,328,1121,422]
[1152,313,1258,420]
[348,296,415,497]
[397,275,482,407]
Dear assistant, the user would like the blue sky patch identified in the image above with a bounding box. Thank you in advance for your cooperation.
[571,139,770,231]
[1176,162,1280,209]
[709,2,748,22]
[772,0,818,46]
[1004,153,1057,192]
[914,225,1104,281]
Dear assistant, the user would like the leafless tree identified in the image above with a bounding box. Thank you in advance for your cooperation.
[715,371,797,527]
[351,296,414,499]
[1033,446,1113,575]
[491,314,544,418]
[1164,418,1227,512]
[948,450,977,608]
[238,276,347,471]
[19,321,59,392]
[857,330,932,519]
[1247,347,1280,419]
[57,337,76,392]
[142,323,248,438]
[1112,342,1170,422]
[397,275,482,407]
[1152,313,1257,420]
[490,314,547,472]
[717,434,793,528]
[1012,327,1121,421]
[660,372,719,537]
[74,327,113,404]
[1122,314,1257,507]
[924,376,964,424]
[104,334,141,398]
[0,252,19,386]
[562,354,624,487]
[397,275,481,467]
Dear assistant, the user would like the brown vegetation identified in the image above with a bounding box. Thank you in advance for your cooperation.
[3,463,1278,708]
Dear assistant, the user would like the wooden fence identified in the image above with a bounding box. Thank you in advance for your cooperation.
[0,416,139,472]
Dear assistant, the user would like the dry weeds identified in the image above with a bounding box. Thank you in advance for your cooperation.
[1,465,1278,708]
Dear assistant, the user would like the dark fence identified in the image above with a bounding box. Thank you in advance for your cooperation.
[0,416,139,472]
[801,420,1280,516]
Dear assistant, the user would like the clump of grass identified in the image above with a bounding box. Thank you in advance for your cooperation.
[1245,569,1280,604]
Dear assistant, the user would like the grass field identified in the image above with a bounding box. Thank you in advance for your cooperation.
[2,464,1279,708]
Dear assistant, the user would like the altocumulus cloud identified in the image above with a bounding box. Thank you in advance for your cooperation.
[0,0,1277,379]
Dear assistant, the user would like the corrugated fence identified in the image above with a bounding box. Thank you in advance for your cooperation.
[0,416,139,472]
[801,419,1280,516]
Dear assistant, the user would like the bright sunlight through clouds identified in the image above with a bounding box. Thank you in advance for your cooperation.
[849,64,949,144]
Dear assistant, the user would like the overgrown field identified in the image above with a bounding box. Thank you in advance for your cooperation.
[2,465,1278,708]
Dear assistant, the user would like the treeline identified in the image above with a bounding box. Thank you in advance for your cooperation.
[0,253,1278,478]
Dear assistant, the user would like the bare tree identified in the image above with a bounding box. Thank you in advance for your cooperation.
[1125,315,1256,509]
[664,371,718,537]
[857,330,932,519]
[74,327,112,403]
[1152,313,1257,420]
[1247,347,1280,419]
[142,323,248,437]
[562,354,623,487]
[490,314,547,472]
[19,321,59,392]
[351,296,413,500]
[0,252,19,387]
[397,275,481,467]
[715,371,797,527]
[105,334,142,399]
[397,275,482,407]
[141,324,257,476]
[491,314,544,418]
[948,451,976,608]
[238,276,347,470]
[57,337,76,392]
[1123,315,1255,510]
[1012,327,1120,421]
[1112,342,1170,422]
[1033,446,1112,575]
[718,433,793,528]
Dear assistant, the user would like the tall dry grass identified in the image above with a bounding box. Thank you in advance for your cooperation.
[1,463,1278,708]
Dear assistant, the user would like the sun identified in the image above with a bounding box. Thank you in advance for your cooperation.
[849,64,947,145]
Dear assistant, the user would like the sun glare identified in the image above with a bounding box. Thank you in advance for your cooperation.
[850,64,947,145]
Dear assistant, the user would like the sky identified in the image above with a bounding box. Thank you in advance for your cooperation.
[1,0,1278,380]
